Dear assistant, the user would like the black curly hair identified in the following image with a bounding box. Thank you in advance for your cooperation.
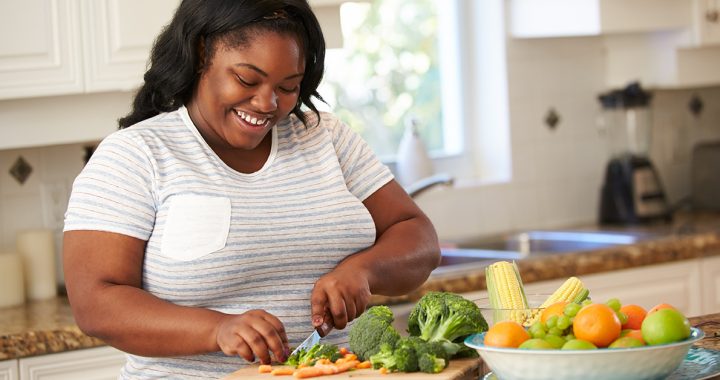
[118,0,325,129]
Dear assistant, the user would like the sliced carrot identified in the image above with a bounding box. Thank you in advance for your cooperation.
[343,353,357,361]
[379,367,389,375]
[335,360,359,372]
[334,358,346,365]
[258,364,273,373]
[271,368,295,376]
[314,358,332,366]
[356,361,372,369]
[339,347,349,355]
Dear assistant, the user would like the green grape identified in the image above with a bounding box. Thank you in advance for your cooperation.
[563,302,581,317]
[616,310,628,325]
[556,315,571,330]
[548,327,563,336]
[582,299,592,307]
[532,328,547,339]
[529,321,546,337]
[546,315,558,329]
[564,333,575,341]
[606,298,622,312]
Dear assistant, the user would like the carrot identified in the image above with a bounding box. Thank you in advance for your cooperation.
[339,347,349,356]
[356,361,372,369]
[271,368,295,376]
[379,367,389,375]
[293,366,326,378]
[258,364,273,373]
[334,358,346,365]
[335,360,359,373]
[343,353,357,361]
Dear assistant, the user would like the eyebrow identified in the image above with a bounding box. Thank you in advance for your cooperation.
[235,63,304,80]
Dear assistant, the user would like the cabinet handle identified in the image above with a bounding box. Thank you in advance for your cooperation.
[707,9,719,23]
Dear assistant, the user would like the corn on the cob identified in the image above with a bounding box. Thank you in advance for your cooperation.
[540,276,589,308]
[485,261,529,324]
[525,277,589,325]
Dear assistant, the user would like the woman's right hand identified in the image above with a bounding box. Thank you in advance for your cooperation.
[216,309,289,364]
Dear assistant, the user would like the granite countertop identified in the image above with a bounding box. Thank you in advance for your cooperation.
[1,212,719,361]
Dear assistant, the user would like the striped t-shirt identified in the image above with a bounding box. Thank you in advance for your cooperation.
[64,106,394,379]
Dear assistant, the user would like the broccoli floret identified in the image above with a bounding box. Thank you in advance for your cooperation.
[407,292,488,358]
[284,343,341,367]
[369,339,418,373]
[348,306,401,361]
[418,353,446,374]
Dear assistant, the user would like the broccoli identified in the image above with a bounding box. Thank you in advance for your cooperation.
[284,343,341,367]
[348,305,401,361]
[369,338,419,373]
[407,291,488,357]
[418,352,446,374]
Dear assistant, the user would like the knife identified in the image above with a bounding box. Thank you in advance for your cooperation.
[290,330,321,356]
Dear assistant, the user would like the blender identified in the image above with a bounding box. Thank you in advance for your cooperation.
[597,82,671,225]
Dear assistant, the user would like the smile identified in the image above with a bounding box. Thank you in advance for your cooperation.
[236,110,269,126]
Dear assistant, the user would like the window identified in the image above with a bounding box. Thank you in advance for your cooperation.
[318,0,462,160]
[319,0,511,184]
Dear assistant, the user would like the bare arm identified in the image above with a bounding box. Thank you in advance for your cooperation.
[63,230,289,363]
[311,179,440,331]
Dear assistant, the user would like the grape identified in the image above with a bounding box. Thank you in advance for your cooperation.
[548,327,564,336]
[532,328,547,339]
[616,311,628,325]
[582,299,592,307]
[606,298,622,312]
[563,303,581,317]
[529,321,546,338]
[546,315,558,329]
[556,315,571,330]
[564,333,575,341]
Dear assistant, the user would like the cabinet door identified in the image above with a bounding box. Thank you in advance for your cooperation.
[524,260,703,316]
[0,360,19,380]
[18,347,125,380]
[701,256,720,315]
[694,0,720,45]
[0,0,83,100]
[80,0,180,92]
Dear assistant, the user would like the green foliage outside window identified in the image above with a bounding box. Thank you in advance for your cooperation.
[320,0,444,158]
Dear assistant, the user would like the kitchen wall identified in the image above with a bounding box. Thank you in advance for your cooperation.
[1,36,719,252]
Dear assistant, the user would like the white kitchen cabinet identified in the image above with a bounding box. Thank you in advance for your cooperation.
[18,346,125,380]
[0,0,179,101]
[701,255,720,315]
[509,0,692,38]
[0,360,19,380]
[693,0,720,46]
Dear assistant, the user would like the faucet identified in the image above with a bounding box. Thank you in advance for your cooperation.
[404,173,454,198]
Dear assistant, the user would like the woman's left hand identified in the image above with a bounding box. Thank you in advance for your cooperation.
[310,264,371,335]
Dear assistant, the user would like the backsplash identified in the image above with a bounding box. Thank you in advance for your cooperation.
[0,39,719,249]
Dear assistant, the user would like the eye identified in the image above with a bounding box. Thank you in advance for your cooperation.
[236,75,256,87]
[278,85,299,94]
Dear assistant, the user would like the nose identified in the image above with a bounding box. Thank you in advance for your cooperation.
[252,86,278,113]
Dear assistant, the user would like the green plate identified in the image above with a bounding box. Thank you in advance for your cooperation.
[483,347,720,380]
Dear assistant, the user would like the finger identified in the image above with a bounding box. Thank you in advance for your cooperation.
[310,286,329,328]
[327,290,349,330]
[319,311,334,337]
[257,316,290,362]
[234,338,255,363]
[240,328,271,364]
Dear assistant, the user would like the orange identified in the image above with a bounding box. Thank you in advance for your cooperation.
[648,303,676,315]
[572,303,622,348]
[484,321,531,348]
[620,329,646,345]
[540,301,568,324]
[619,304,647,330]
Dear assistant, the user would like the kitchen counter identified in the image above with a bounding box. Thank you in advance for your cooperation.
[371,211,720,306]
[1,212,719,361]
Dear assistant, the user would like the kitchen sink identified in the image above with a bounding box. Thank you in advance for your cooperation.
[437,230,658,271]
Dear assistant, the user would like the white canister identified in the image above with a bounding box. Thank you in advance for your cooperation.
[0,252,25,308]
[16,229,57,301]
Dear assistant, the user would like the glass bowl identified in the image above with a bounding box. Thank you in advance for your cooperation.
[474,294,548,327]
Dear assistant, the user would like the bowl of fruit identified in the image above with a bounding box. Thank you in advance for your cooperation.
[467,261,705,380]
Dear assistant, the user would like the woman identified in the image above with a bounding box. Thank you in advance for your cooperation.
[63,0,440,378]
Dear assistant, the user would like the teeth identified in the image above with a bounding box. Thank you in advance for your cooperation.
[237,111,267,126]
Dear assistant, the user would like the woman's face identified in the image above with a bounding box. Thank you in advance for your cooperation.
[189,31,305,151]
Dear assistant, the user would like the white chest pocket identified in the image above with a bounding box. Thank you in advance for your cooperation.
[160,195,231,261]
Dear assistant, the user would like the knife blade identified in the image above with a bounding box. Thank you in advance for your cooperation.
[290,330,321,357]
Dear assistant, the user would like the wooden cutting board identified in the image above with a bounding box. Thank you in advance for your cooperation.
[222,358,481,380]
